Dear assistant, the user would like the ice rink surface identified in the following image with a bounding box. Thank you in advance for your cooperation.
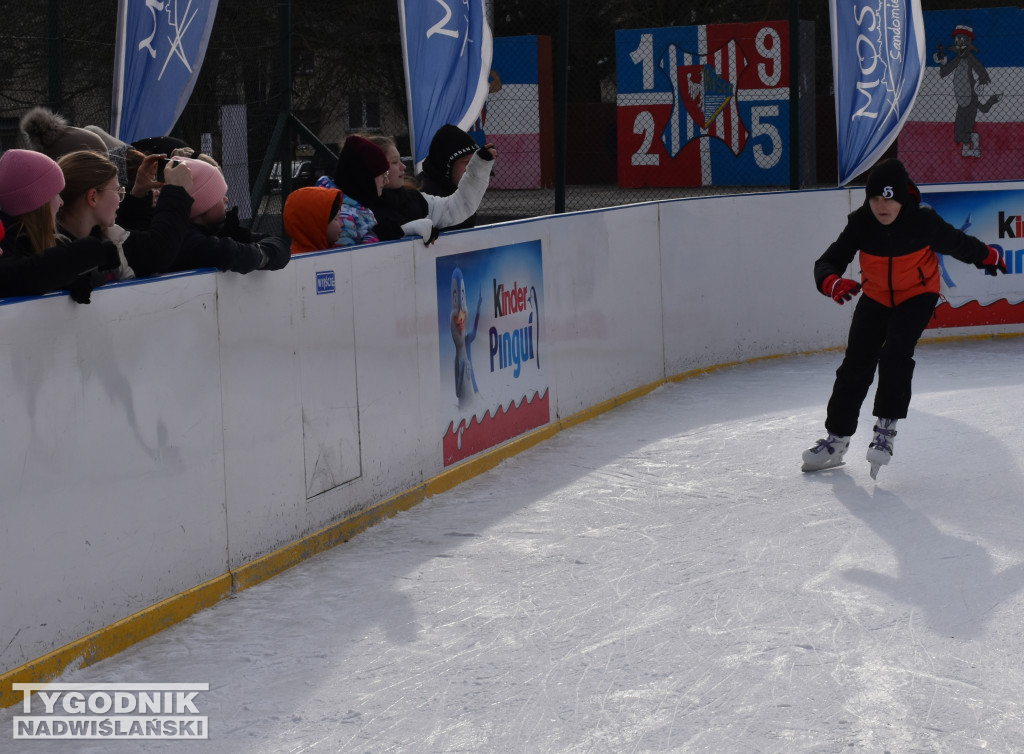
[6,337,1024,753]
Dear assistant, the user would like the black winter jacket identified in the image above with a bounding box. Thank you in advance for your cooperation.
[0,213,120,298]
[171,222,291,274]
[814,190,991,307]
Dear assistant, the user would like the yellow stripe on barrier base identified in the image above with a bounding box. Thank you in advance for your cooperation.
[0,576,231,709]
[3,334,1021,708]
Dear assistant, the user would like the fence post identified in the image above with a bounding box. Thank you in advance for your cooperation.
[278,0,293,201]
[554,0,569,213]
[789,0,801,190]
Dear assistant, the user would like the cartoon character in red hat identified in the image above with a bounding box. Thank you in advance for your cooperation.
[934,24,1001,157]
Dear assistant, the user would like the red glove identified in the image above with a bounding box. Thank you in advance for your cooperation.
[982,245,1007,275]
[822,273,861,305]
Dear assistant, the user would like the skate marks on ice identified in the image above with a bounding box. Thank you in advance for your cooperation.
[6,341,1024,751]
[803,448,1024,641]
[798,342,1024,635]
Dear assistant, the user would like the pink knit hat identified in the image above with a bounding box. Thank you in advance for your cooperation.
[0,149,66,216]
[178,157,228,219]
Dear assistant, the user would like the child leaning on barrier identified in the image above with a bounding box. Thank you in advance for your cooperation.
[801,158,1007,478]
[319,135,390,247]
[282,186,342,254]
[169,157,291,274]
[321,135,443,247]
[368,133,496,237]
[415,124,497,232]
[55,150,195,302]
[0,149,122,301]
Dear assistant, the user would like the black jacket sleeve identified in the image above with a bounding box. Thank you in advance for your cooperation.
[116,191,155,232]
[921,206,990,267]
[0,236,120,298]
[173,227,291,274]
[121,185,194,277]
[254,235,291,270]
[813,211,861,294]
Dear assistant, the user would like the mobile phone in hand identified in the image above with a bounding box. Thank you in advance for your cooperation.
[155,158,180,182]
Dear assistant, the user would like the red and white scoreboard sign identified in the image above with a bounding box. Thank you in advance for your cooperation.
[615,21,810,188]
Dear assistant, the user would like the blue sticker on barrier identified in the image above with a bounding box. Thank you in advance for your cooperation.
[316,271,335,295]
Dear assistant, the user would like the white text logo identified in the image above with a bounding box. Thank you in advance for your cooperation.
[12,683,209,740]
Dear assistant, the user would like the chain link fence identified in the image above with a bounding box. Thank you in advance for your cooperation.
[1,0,1021,235]
[896,6,1024,184]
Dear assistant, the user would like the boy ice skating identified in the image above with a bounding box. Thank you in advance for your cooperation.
[802,158,1006,477]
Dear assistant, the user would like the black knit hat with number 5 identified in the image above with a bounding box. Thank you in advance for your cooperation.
[865,158,911,205]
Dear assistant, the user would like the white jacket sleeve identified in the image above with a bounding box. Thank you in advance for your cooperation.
[422,152,493,229]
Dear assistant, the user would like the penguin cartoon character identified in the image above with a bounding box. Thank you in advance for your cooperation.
[934,24,1001,158]
[450,267,482,407]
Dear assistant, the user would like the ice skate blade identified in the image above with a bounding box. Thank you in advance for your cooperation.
[869,462,881,480]
[802,459,845,473]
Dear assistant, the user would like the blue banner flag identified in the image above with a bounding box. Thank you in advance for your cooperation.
[398,0,493,168]
[830,0,926,185]
[112,0,220,143]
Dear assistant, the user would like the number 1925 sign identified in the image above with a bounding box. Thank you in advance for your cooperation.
[615,22,807,189]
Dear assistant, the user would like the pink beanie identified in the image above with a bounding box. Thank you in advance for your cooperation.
[179,157,228,219]
[0,149,66,216]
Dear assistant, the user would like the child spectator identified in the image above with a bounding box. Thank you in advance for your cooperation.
[323,134,391,246]
[415,124,495,231]
[115,148,167,229]
[282,186,342,254]
[802,158,1006,477]
[368,134,495,237]
[56,150,194,300]
[171,157,290,274]
[322,135,455,246]
[119,144,208,233]
[0,149,121,301]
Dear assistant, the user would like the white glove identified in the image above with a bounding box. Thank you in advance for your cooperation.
[401,218,439,246]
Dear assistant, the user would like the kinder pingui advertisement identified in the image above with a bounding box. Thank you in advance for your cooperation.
[923,187,1024,327]
[436,241,549,466]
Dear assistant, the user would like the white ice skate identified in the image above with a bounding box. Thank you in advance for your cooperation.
[802,432,851,472]
[867,418,898,479]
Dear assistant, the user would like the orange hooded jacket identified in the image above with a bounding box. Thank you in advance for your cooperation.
[283,186,342,254]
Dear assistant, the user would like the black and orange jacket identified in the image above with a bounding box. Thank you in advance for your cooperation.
[814,187,990,308]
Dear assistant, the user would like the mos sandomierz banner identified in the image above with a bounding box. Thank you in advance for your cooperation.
[398,0,493,169]
[830,0,925,185]
[112,0,219,143]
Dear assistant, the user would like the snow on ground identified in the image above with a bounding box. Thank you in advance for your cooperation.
[6,338,1024,753]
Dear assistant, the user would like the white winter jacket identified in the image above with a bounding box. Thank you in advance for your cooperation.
[421,152,493,229]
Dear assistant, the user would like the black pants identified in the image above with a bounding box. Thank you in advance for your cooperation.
[824,292,939,437]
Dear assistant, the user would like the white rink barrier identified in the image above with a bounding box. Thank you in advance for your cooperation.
[2,184,1017,703]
